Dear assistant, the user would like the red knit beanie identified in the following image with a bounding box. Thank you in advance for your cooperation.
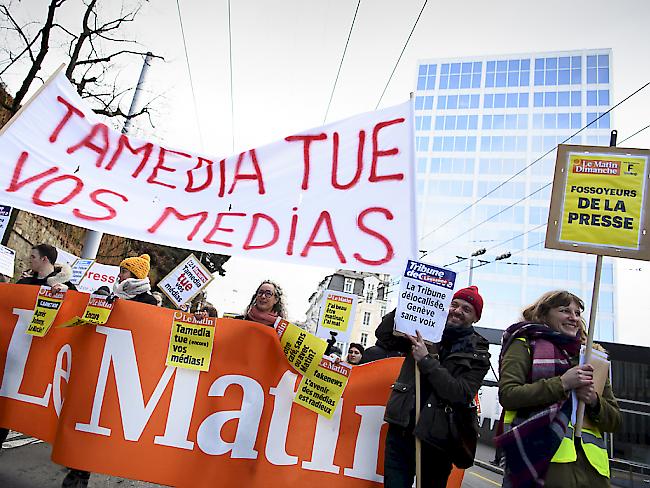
[452,285,483,319]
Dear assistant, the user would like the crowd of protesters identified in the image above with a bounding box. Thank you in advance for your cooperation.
[0,241,621,488]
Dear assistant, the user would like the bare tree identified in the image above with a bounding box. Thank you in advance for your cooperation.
[0,0,163,126]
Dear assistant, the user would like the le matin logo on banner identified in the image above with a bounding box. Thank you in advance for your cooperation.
[166,311,216,371]
[275,318,327,379]
[294,355,351,419]
[546,144,650,260]
[26,286,66,337]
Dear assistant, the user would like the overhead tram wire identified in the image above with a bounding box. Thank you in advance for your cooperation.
[175,0,204,149]
[458,239,546,276]
[420,116,650,256]
[426,182,552,255]
[374,0,429,110]
[619,123,650,145]
[323,0,362,124]
[227,0,235,153]
[419,80,650,243]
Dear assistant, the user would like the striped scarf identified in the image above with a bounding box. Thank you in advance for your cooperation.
[495,322,581,487]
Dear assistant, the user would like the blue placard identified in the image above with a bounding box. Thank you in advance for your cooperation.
[402,259,456,289]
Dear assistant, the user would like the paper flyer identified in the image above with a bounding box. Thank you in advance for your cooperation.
[166,311,216,371]
[294,355,351,419]
[315,290,357,343]
[394,259,456,343]
[26,286,66,337]
[276,318,327,378]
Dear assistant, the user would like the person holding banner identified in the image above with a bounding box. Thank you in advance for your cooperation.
[61,254,156,487]
[379,286,490,488]
[17,244,77,292]
[239,280,287,326]
[111,254,157,306]
[496,291,620,488]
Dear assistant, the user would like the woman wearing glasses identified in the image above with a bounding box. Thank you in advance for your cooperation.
[240,280,287,326]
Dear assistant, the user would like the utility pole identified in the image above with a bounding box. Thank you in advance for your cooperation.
[467,248,486,286]
[80,52,155,259]
[469,251,511,285]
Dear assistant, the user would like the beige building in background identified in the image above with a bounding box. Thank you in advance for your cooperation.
[306,269,390,355]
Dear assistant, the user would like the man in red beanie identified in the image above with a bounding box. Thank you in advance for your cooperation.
[376,285,491,488]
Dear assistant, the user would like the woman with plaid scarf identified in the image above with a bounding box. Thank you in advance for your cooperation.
[496,291,620,488]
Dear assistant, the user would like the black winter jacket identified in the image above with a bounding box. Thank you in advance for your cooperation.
[378,310,490,448]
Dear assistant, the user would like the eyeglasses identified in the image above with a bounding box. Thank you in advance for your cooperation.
[256,290,275,298]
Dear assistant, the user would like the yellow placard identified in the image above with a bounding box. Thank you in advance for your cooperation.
[58,316,91,328]
[166,312,216,371]
[276,319,327,378]
[320,294,354,332]
[81,294,114,325]
[294,356,351,419]
[26,286,65,337]
[560,153,647,249]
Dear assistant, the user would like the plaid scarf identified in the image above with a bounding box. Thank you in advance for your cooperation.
[495,322,581,487]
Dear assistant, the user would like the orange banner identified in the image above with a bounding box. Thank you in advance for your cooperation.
[0,284,463,487]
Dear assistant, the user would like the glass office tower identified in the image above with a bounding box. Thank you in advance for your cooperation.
[414,49,615,339]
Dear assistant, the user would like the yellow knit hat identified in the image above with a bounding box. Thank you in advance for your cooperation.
[120,254,150,280]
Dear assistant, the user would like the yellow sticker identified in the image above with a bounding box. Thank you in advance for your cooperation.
[294,356,351,419]
[276,319,327,378]
[57,316,90,328]
[166,311,216,371]
[320,293,354,333]
[560,154,647,249]
[26,286,66,337]
[81,294,114,325]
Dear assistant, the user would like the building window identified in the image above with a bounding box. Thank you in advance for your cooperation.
[380,305,387,317]
[439,61,482,89]
[586,54,609,84]
[360,333,368,347]
[486,58,530,87]
[366,283,375,303]
[417,64,437,90]
[534,55,581,86]
[344,278,354,293]
[363,312,371,326]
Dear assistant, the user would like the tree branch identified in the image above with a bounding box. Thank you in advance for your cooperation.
[10,0,60,111]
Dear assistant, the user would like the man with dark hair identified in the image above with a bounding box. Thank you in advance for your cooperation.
[379,286,491,488]
[17,244,76,292]
[1,245,77,455]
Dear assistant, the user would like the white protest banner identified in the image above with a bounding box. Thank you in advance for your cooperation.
[315,290,357,343]
[0,67,416,274]
[77,261,119,293]
[70,258,94,285]
[157,253,213,308]
[0,205,11,241]
[395,259,456,343]
[0,245,15,277]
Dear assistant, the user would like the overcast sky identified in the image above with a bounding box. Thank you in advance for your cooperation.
[2,0,649,344]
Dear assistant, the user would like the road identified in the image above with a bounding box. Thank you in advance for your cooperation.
[2,432,645,487]
[1,432,503,488]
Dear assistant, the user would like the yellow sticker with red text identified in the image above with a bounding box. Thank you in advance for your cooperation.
[26,286,66,337]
